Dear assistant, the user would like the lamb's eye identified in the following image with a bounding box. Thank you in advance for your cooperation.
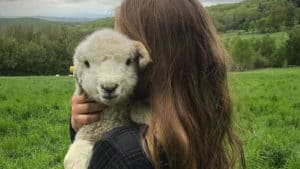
[126,58,132,66]
[84,60,90,68]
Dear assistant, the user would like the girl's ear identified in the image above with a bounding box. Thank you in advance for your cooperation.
[133,41,152,69]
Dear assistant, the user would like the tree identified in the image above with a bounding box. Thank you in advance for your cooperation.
[272,44,287,67]
[285,4,296,29]
[268,3,287,32]
[257,18,268,33]
[286,27,300,66]
[261,35,276,65]
[229,37,256,70]
[289,0,300,7]
[18,41,47,75]
[0,37,19,75]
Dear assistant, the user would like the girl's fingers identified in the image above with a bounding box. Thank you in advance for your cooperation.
[75,103,106,115]
[72,95,89,104]
[72,95,107,114]
[73,112,101,125]
[71,94,108,131]
[71,112,101,132]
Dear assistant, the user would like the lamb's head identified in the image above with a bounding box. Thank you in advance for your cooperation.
[73,29,151,105]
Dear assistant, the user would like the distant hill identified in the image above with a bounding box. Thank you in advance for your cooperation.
[34,16,98,23]
[0,17,114,32]
[206,0,299,33]
[0,17,74,28]
[78,17,114,32]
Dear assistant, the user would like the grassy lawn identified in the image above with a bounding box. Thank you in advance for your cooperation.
[221,31,289,47]
[0,76,74,169]
[0,68,299,168]
[230,68,300,168]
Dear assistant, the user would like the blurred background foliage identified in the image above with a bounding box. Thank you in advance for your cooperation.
[0,0,299,75]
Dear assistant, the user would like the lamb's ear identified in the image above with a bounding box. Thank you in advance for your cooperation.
[133,41,152,69]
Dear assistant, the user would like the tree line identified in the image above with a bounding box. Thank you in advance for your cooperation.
[0,17,116,75]
[0,21,111,75]
[1,24,299,75]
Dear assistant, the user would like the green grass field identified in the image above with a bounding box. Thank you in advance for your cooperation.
[0,68,299,169]
[230,68,300,168]
[0,76,74,168]
[221,31,289,47]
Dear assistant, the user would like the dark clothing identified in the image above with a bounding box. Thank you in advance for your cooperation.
[70,123,168,169]
[69,121,77,142]
[89,124,154,169]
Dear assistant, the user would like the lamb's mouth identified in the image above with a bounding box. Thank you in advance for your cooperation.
[102,94,118,100]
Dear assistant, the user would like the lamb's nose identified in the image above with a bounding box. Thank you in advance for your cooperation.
[101,84,118,94]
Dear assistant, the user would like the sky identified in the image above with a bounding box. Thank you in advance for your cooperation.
[0,0,241,18]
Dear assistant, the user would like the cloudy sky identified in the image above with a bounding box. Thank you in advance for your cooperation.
[0,0,241,18]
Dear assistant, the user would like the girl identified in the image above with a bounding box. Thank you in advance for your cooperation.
[70,0,246,168]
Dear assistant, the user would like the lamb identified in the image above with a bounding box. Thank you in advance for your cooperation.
[64,29,151,169]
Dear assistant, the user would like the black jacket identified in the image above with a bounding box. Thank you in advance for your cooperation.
[70,123,168,169]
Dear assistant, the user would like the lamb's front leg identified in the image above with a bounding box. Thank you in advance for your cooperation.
[130,100,151,125]
[64,121,104,169]
[64,139,94,169]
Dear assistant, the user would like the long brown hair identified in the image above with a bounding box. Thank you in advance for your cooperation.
[117,0,246,168]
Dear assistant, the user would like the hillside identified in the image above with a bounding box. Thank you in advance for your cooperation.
[0,0,299,33]
[207,0,300,33]
[0,17,74,28]
[77,17,114,32]
[34,16,97,23]
[0,17,114,33]
[221,31,289,47]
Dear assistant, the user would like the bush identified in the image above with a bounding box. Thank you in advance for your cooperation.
[286,27,300,66]
[229,37,256,70]
[226,33,291,70]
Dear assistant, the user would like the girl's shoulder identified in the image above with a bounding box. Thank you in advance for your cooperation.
[88,123,154,169]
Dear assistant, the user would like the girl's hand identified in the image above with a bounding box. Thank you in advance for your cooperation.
[71,94,107,132]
